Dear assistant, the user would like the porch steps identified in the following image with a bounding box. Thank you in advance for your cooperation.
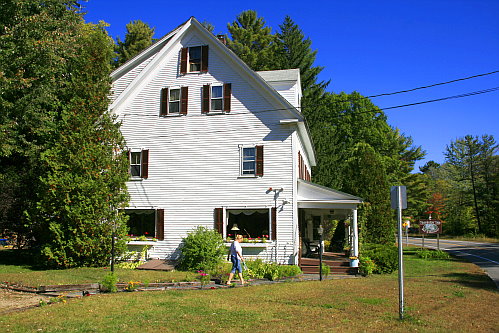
[300,253,358,275]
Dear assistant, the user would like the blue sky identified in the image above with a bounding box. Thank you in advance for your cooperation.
[83,0,499,171]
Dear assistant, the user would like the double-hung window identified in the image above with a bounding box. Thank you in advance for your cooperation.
[160,87,188,115]
[180,45,208,74]
[169,88,180,114]
[239,145,264,177]
[125,209,164,240]
[211,85,223,111]
[128,149,149,179]
[202,83,231,113]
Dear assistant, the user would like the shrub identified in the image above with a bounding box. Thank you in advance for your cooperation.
[359,256,376,276]
[100,272,118,293]
[362,243,398,274]
[279,264,302,278]
[321,264,330,277]
[416,249,450,260]
[177,226,226,272]
[243,259,302,281]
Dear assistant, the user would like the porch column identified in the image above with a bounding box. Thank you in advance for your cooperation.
[352,208,359,258]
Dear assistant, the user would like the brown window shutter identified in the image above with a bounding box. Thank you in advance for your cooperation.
[160,88,168,115]
[271,207,277,240]
[202,84,210,113]
[214,208,223,234]
[180,47,188,74]
[201,45,209,72]
[180,86,188,114]
[223,83,231,112]
[156,209,164,240]
[127,150,131,175]
[141,149,149,179]
[256,145,264,176]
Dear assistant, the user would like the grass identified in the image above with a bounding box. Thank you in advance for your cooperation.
[1,249,498,332]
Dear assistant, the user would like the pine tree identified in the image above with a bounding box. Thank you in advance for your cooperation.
[275,16,328,97]
[227,10,277,71]
[115,20,155,67]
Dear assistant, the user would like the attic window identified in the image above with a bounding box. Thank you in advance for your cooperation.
[180,45,208,74]
[189,46,201,72]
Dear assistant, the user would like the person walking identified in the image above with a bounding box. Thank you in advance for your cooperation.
[227,234,245,285]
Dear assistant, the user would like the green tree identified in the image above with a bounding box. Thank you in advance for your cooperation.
[0,1,130,265]
[444,135,498,236]
[227,10,277,71]
[275,16,328,98]
[115,20,155,67]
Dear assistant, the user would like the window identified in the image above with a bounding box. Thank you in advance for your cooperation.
[180,45,208,74]
[160,87,188,115]
[242,147,256,175]
[125,209,164,240]
[130,152,141,177]
[128,149,149,178]
[239,145,263,176]
[189,46,201,72]
[202,83,231,113]
[211,85,223,111]
[228,209,269,240]
[214,207,277,241]
[125,210,155,237]
[169,88,180,113]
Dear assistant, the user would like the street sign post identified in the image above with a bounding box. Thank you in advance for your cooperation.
[419,219,442,250]
[391,186,406,320]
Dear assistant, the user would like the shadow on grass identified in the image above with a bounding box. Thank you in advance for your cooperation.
[439,272,497,291]
[0,249,42,270]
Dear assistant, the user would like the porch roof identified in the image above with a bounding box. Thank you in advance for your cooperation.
[297,179,363,209]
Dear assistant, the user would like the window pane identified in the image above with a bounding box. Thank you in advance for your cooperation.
[211,99,222,111]
[243,147,255,158]
[130,165,141,177]
[169,101,180,113]
[228,210,269,239]
[189,46,201,60]
[131,152,141,164]
[169,89,180,101]
[125,210,156,237]
[211,86,223,98]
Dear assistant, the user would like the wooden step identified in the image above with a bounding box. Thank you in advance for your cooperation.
[301,265,358,275]
[300,258,349,267]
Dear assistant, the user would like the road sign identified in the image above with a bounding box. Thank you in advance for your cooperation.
[391,186,407,209]
[419,219,442,234]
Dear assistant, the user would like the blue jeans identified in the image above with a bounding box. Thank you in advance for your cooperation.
[230,255,242,274]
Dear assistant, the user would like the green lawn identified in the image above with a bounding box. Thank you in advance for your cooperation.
[1,250,498,332]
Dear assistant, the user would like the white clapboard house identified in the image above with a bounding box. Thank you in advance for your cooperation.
[110,17,362,265]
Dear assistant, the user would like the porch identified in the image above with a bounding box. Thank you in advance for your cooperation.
[297,179,363,274]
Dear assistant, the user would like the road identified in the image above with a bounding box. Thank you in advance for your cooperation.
[406,237,499,288]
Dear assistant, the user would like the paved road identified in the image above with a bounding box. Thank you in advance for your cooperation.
[406,237,499,288]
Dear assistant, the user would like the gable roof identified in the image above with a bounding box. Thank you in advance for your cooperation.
[109,17,316,165]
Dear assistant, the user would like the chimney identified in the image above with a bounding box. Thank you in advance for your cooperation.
[217,34,227,45]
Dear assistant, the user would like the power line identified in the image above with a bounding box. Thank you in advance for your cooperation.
[366,70,499,98]
[119,85,499,120]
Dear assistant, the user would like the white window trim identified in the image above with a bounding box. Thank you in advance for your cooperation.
[210,84,224,112]
[129,148,145,180]
[238,144,258,177]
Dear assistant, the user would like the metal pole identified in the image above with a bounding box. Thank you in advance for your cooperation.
[111,230,115,273]
[397,188,404,320]
[319,233,323,281]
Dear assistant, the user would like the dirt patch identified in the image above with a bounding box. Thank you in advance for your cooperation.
[0,288,46,314]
